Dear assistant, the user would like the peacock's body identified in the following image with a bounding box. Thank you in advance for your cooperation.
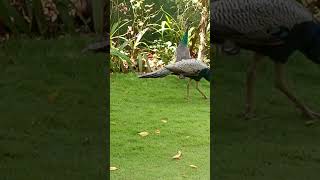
[139,59,211,99]
[139,26,211,99]
[212,0,317,62]
[212,0,320,123]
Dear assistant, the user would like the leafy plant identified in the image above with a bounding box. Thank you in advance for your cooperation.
[109,0,210,73]
[91,0,105,35]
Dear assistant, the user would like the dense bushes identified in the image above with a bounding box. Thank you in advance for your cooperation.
[0,0,107,39]
[110,0,210,73]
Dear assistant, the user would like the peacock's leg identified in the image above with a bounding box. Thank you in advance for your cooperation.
[243,53,263,119]
[274,62,319,124]
[195,81,207,99]
[186,78,192,99]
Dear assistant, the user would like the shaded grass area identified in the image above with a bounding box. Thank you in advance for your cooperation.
[110,73,210,179]
[0,36,106,179]
[213,51,320,179]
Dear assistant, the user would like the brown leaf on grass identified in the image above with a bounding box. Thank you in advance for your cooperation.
[138,131,149,137]
[110,166,118,171]
[172,151,182,160]
[155,129,160,135]
[82,137,90,145]
[189,164,198,168]
[47,91,59,104]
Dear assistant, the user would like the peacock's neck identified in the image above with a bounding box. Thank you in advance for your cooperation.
[181,28,188,46]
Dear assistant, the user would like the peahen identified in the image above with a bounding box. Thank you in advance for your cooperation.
[212,0,320,123]
[139,59,211,99]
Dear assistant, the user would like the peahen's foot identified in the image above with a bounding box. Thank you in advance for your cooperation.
[238,106,256,120]
[301,109,320,126]
[239,111,256,120]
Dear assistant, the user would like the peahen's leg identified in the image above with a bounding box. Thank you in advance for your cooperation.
[243,53,263,119]
[195,81,208,99]
[274,62,320,124]
[186,78,192,99]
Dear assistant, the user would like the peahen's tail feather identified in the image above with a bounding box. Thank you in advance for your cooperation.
[138,68,171,78]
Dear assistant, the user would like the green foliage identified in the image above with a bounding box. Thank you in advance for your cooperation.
[31,0,47,34]
[91,0,105,35]
[110,0,208,73]
[56,0,75,33]
[0,0,109,37]
[0,0,29,34]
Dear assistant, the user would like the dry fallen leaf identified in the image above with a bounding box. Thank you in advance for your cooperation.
[155,129,160,135]
[189,164,198,168]
[161,117,168,123]
[138,131,149,137]
[47,91,59,104]
[82,137,90,145]
[172,151,182,159]
[110,166,118,171]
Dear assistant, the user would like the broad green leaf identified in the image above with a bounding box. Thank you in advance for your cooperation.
[92,0,105,35]
[137,53,143,72]
[56,0,75,33]
[110,48,130,62]
[32,0,47,34]
[0,0,29,33]
[133,28,148,49]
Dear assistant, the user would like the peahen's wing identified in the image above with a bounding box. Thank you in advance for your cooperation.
[212,0,314,46]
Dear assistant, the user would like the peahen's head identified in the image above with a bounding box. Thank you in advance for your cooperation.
[299,22,320,64]
[200,68,212,82]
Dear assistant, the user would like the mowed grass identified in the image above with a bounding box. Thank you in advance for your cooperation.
[110,73,210,179]
[213,51,320,180]
[0,36,106,179]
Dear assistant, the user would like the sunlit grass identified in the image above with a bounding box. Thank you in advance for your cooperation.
[110,73,210,179]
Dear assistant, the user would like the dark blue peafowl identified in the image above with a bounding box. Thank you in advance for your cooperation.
[139,59,211,99]
[212,0,320,123]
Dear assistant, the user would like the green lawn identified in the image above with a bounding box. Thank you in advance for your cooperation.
[213,51,320,179]
[110,73,210,179]
[0,36,107,179]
